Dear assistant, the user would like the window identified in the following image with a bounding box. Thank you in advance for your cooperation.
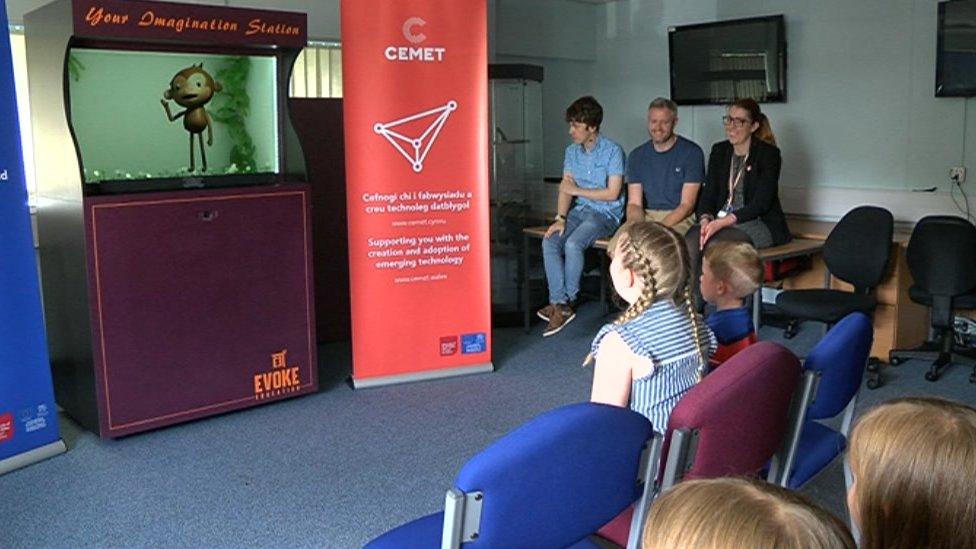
[8,26,36,205]
[288,42,342,98]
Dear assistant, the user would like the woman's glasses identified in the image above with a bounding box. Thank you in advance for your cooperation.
[722,115,751,128]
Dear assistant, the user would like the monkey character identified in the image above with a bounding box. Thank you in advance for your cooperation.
[161,63,222,172]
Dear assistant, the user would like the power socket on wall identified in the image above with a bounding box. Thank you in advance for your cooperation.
[950,166,966,185]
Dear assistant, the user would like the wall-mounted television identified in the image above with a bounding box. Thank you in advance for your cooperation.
[937,0,976,96]
[668,15,786,106]
[66,47,281,193]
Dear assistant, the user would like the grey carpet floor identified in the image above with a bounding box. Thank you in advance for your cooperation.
[1,304,973,548]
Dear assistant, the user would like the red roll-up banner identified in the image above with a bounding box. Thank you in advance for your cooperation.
[341,0,492,387]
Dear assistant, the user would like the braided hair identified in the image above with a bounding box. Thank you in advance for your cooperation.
[613,222,709,370]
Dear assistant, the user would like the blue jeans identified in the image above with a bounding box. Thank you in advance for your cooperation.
[542,209,618,304]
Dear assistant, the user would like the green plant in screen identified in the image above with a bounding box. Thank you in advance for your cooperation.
[210,56,256,172]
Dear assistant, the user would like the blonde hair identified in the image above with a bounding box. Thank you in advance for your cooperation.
[704,241,764,299]
[611,222,708,367]
[643,477,855,549]
[847,397,976,549]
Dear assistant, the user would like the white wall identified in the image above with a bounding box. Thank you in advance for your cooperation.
[12,0,976,221]
[494,0,598,178]
[590,0,976,222]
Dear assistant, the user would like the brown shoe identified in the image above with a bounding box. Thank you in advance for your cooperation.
[542,304,576,337]
[537,303,556,322]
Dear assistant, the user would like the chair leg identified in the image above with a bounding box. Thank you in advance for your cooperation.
[865,357,883,390]
[783,319,799,340]
[925,352,952,381]
[925,329,955,382]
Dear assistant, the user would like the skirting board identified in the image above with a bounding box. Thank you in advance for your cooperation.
[0,439,67,476]
[353,363,494,389]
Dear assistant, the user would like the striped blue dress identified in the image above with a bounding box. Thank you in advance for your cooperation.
[590,300,717,433]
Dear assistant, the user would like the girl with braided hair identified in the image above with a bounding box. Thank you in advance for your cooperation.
[588,221,716,432]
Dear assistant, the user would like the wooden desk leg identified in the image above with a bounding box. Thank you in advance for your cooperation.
[523,233,531,333]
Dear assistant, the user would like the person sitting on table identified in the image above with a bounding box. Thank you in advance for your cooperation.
[685,98,790,307]
[607,97,704,255]
[539,96,625,337]
[691,97,791,251]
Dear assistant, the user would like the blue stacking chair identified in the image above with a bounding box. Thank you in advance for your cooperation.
[774,312,873,489]
[365,402,662,549]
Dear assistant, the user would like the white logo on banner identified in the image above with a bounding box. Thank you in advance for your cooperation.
[374,101,457,173]
[403,17,427,43]
[385,17,445,62]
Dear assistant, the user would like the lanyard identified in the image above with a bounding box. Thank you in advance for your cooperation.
[724,153,749,211]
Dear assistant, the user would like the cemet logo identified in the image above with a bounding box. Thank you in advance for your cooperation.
[384,16,445,62]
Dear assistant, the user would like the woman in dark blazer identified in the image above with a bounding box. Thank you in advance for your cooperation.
[695,98,790,249]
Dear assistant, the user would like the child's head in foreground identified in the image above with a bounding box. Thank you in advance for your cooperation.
[642,477,855,549]
[847,397,976,549]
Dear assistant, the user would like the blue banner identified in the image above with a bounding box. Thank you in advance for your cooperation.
[0,1,64,472]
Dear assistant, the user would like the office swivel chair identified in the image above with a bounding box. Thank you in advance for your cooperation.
[775,206,893,388]
[889,215,976,383]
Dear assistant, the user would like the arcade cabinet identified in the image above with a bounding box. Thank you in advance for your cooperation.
[25,0,317,437]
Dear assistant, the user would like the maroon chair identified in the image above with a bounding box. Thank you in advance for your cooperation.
[597,341,802,547]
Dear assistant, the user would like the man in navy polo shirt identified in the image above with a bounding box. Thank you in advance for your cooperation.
[609,97,704,252]
[539,96,625,337]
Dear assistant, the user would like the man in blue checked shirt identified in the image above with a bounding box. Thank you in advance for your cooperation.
[538,96,625,337]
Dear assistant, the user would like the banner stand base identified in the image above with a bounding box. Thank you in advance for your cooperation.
[352,362,494,389]
[0,439,67,476]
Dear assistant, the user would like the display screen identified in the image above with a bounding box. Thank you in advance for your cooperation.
[937,1,976,96]
[67,48,280,189]
[669,15,786,105]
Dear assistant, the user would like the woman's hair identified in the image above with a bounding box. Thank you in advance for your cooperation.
[731,97,776,146]
[643,477,855,549]
[847,397,976,549]
[565,95,603,130]
[704,241,764,299]
[614,222,708,366]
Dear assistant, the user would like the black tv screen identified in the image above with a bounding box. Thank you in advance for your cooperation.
[937,1,976,96]
[669,15,786,105]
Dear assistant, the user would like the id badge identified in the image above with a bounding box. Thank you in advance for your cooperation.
[717,209,729,219]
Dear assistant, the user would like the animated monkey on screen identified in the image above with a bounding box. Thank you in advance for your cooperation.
[161,64,222,172]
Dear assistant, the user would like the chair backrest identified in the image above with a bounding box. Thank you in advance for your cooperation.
[452,402,655,548]
[804,312,874,420]
[661,341,800,483]
[823,205,893,292]
[907,215,976,298]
